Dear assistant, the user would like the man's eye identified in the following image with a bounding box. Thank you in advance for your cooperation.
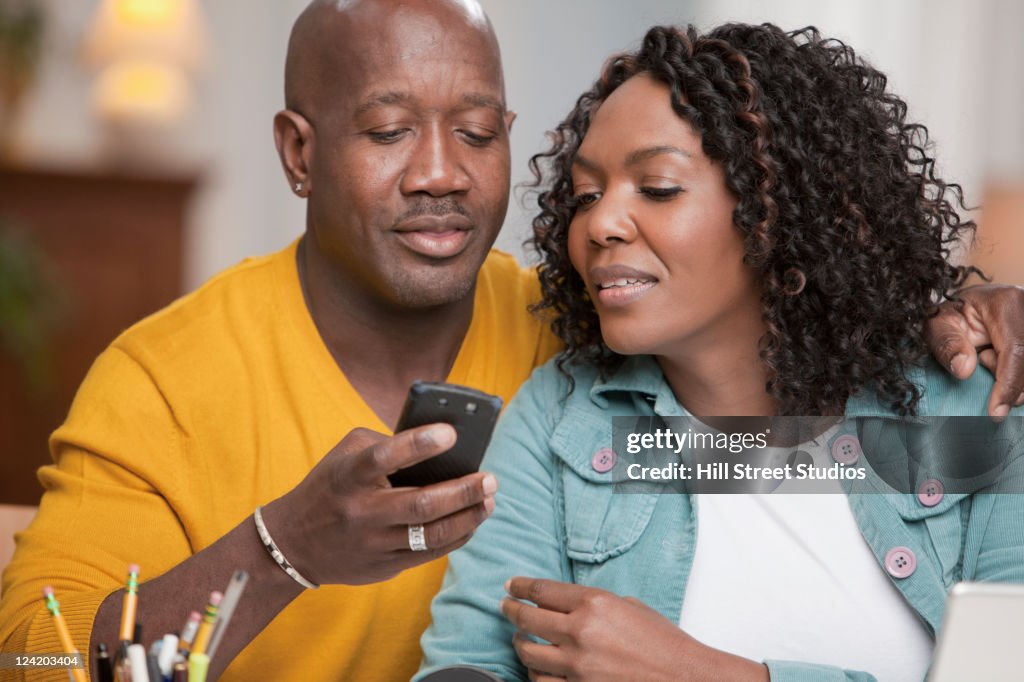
[459,130,496,146]
[367,129,409,143]
[639,186,683,200]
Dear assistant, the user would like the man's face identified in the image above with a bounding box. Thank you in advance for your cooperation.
[305,5,512,309]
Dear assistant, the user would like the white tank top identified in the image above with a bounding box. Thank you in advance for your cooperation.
[678,435,933,680]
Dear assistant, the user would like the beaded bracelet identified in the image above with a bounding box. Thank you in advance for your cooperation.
[253,506,319,590]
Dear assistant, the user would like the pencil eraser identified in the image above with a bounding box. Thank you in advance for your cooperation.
[128,563,140,574]
[42,586,54,598]
[209,591,223,606]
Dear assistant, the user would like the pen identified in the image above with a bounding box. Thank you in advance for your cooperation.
[119,564,141,642]
[41,587,88,682]
[172,660,188,682]
[178,611,201,656]
[94,642,113,682]
[157,634,179,678]
[146,641,162,682]
[205,570,249,661]
[114,641,132,682]
[189,591,223,657]
[127,643,150,682]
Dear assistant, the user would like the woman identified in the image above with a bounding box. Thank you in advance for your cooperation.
[416,23,1024,681]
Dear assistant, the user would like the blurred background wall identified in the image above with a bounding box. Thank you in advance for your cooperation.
[0,0,1022,515]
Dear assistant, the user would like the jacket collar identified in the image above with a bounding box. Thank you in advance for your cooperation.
[589,356,692,417]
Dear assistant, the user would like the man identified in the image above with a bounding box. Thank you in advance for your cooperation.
[0,1,1021,680]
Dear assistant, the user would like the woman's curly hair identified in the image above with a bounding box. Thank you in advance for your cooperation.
[529,23,979,415]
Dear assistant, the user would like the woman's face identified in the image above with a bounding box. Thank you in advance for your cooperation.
[568,73,763,360]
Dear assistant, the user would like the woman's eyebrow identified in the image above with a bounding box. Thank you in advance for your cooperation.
[572,153,599,172]
[573,145,691,172]
[624,145,691,166]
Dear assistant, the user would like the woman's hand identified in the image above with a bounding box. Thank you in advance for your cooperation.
[501,577,768,682]
[927,284,1024,417]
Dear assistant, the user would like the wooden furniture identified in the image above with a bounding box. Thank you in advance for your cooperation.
[0,164,196,505]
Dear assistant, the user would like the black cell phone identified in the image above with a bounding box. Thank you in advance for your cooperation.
[386,381,503,488]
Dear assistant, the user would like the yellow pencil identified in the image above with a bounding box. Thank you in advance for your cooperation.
[189,590,223,656]
[118,563,140,642]
[42,587,88,682]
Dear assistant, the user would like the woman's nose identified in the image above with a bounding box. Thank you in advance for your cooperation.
[584,192,637,246]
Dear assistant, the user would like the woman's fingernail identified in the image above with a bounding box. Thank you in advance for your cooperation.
[482,474,498,495]
[994,404,1010,420]
[484,497,496,514]
[950,354,967,375]
[504,579,511,593]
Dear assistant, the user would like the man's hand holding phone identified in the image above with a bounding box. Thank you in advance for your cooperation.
[258,422,497,587]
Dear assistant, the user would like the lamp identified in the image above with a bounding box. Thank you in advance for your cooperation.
[81,0,207,153]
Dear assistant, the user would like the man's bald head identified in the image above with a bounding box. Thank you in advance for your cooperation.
[273,0,514,311]
[284,0,503,117]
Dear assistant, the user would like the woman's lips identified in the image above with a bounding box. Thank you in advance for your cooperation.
[589,264,659,307]
[595,280,658,307]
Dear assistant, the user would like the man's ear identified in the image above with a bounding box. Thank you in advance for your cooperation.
[505,110,517,134]
[274,109,315,196]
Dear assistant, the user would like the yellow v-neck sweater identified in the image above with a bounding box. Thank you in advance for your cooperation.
[0,240,559,681]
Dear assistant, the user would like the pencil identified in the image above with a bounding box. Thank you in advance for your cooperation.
[118,563,141,642]
[178,610,202,655]
[189,591,223,657]
[41,587,88,682]
[205,569,249,661]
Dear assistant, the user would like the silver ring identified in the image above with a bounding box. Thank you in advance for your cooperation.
[408,524,428,552]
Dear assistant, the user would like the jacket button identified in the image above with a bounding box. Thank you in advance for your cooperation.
[591,448,616,473]
[831,434,861,465]
[884,547,917,579]
[917,478,944,507]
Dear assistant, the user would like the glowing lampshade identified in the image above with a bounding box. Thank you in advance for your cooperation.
[92,60,190,124]
[82,0,207,124]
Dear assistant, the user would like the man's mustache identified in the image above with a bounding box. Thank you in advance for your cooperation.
[395,198,469,224]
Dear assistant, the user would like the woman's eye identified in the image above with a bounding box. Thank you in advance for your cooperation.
[640,186,683,200]
[572,192,601,209]
[367,129,409,143]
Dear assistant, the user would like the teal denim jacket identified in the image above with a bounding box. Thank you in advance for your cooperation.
[416,356,1024,681]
